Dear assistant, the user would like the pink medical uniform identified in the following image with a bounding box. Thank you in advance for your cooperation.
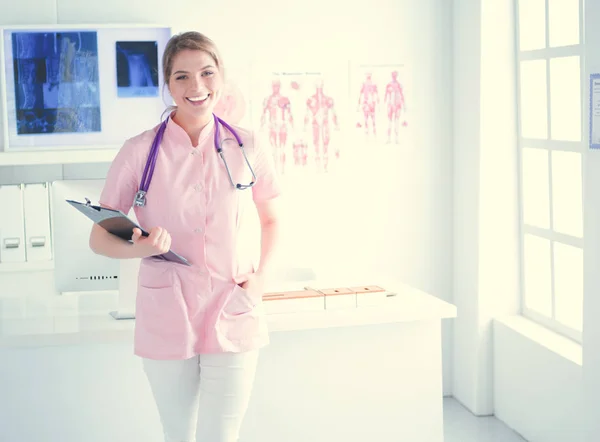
[99,114,281,359]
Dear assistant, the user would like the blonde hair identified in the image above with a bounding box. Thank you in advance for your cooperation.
[161,31,224,118]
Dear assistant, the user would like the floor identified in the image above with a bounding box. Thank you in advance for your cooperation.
[444,398,527,442]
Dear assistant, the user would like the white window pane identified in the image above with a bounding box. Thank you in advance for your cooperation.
[551,150,583,237]
[548,0,580,47]
[522,147,550,228]
[520,60,548,139]
[554,242,583,331]
[523,234,552,317]
[518,0,547,51]
[550,56,581,141]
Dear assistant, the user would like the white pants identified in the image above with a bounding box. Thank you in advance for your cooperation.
[142,351,259,442]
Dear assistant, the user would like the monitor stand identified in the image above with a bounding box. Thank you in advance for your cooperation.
[109,258,140,320]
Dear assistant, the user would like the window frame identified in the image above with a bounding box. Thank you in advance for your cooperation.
[514,0,585,343]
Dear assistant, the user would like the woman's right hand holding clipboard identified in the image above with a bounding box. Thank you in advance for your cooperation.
[131,226,172,258]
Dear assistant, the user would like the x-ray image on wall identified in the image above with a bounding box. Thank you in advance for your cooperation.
[116,41,159,98]
[11,31,101,135]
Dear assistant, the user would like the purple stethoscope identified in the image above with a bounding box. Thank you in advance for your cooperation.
[134,113,257,207]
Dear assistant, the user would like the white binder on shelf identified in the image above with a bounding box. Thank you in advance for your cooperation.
[23,183,53,262]
[0,184,26,263]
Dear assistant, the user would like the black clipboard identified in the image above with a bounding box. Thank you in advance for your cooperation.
[66,198,191,266]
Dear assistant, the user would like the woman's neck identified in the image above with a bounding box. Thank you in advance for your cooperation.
[172,111,213,147]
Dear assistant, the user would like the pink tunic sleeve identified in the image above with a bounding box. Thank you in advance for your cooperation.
[250,131,282,203]
[98,139,141,214]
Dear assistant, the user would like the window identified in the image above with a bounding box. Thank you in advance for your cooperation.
[515,0,584,342]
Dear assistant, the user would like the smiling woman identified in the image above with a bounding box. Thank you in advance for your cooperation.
[161,32,226,145]
[167,50,222,145]
[88,31,282,442]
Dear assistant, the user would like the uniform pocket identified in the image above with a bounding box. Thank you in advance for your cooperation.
[136,281,187,337]
[138,259,174,289]
[218,283,265,346]
[137,261,185,327]
[223,284,258,317]
[138,280,182,315]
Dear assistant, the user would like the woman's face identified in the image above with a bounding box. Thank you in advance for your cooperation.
[167,49,223,122]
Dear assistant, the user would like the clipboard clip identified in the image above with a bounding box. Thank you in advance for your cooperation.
[84,197,101,211]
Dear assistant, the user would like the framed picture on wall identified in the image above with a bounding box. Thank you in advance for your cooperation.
[348,61,413,149]
[0,24,172,151]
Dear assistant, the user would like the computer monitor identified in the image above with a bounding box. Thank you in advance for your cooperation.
[50,179,121,294]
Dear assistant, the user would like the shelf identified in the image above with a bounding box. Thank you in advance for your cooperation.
[0,148,120,167]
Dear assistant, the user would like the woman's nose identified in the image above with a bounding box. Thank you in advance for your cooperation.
[191,74,205,90]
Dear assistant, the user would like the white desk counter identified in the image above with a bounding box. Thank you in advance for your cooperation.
[0,277,455,347]
[0,273,456,442]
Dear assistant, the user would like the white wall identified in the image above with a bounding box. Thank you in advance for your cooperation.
[452,0,520,416]
[0,0,455,394]
[494,318,582,442]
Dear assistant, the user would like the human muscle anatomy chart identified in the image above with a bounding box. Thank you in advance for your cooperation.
[384,70,406,144]
[260,79,293,174]
[250,68,347,176]
[356,72,380,137]
[350,63,411,147]
[213,79,247,125]
[304,77,340,173]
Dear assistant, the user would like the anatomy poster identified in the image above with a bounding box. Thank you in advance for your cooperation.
[249,65,348,176]
[349,62,412,148]
[214,63,251,127]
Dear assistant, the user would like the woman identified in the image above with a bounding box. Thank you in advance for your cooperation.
[89,31,281,442]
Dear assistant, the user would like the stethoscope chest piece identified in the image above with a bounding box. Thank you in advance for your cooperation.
[134,190,147,207]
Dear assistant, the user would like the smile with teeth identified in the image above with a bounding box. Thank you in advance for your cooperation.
[187,95,210,103]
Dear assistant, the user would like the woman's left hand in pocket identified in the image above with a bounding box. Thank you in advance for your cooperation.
[239,272,265,300]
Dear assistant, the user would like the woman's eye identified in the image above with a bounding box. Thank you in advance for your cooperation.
[176,75,187,80]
